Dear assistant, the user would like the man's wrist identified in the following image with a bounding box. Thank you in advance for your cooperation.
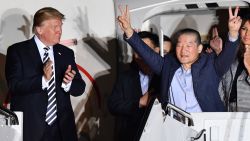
[228,31,239,40]
[125,28,134,39]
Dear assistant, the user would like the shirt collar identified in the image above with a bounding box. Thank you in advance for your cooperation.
[34,35,52,51]
[180,65,191,74]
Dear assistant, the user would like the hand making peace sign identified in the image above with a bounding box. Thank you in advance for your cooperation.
[117,5,134,38]
[228,6,242,38]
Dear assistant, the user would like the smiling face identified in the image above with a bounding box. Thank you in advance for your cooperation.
[241,20,250,46]
[175,33,203,70]
[36,18,62,46]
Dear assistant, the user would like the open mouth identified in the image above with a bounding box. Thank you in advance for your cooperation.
[181,55,189,58]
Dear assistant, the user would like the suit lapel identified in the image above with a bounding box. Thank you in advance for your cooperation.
[53,45,59,76]
[53,44,64,78]
[27,37,43,68]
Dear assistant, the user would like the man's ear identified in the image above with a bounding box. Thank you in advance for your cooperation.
[36,26,42,35]
[198,44,203,53]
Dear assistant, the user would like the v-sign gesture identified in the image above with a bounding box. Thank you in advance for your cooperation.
[228,6,242,38]
[117,5,134,38]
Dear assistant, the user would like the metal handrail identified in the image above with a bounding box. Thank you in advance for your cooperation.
[0,106,19,125]
[165,103,194,126]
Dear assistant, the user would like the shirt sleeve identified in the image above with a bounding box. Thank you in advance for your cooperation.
[42,76,49,90]
[61,81,72,92]
[228,32,239,42]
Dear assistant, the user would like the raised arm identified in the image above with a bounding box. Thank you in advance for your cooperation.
[215,6,241,77]
[117,5,164,74]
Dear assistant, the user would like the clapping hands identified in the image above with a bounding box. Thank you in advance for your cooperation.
[43,59,53,81]
[63,65,76,84]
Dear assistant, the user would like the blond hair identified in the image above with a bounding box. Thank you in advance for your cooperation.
[32,7,65,33]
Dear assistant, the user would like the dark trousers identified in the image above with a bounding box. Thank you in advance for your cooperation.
[41,121,62,141]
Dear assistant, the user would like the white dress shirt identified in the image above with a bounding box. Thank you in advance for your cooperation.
[34,35,71,92]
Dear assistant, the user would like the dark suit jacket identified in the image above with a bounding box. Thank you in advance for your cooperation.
[108,63,158,141]
[126,32,240,112]
[5,37,85,141]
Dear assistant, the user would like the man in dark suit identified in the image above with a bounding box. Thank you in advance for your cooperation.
[5,7,85,141]
[117,6,241,112]
[108,31,159,141]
